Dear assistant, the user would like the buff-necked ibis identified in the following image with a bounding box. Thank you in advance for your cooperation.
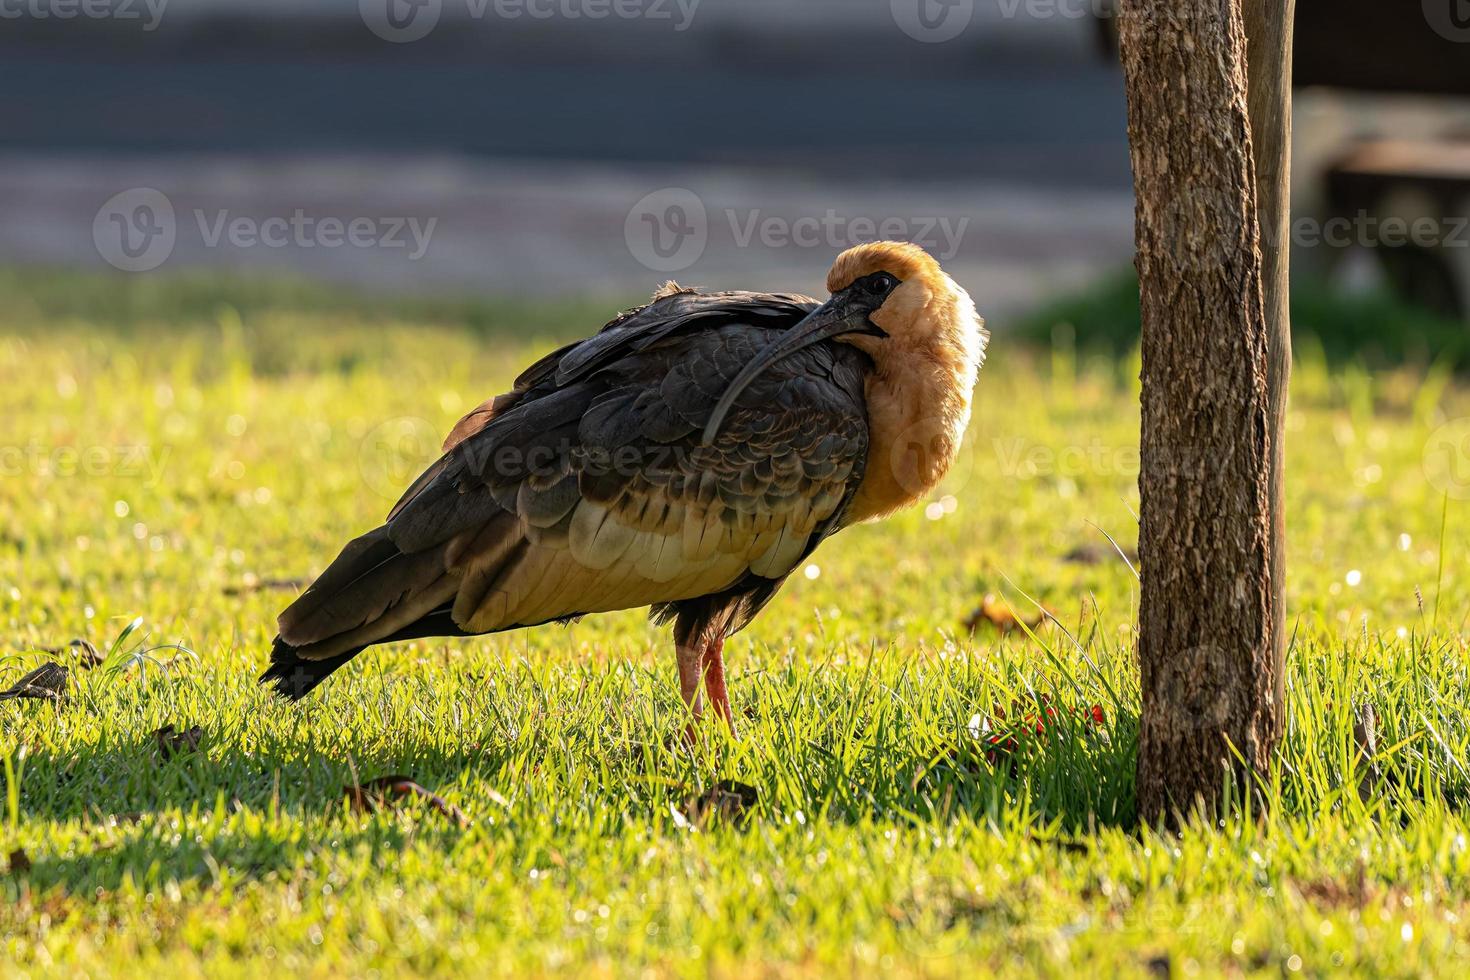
[261,241,988,731]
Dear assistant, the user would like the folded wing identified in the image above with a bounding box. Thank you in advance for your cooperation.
[263,289,870,697]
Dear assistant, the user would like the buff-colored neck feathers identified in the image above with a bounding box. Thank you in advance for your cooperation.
[832,243,988,524]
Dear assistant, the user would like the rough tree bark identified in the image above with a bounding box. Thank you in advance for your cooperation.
[1118,0,1286,819]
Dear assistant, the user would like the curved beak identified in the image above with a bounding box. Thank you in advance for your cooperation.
[701,294,882,445]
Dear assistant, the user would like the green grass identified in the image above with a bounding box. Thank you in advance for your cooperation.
[4,270,1470,976]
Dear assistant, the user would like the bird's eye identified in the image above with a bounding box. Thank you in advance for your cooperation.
[867,274,896,295]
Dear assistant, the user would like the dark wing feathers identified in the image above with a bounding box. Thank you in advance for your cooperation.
[553,290,819,385]
[263,287,867,698]
[280,544,448,648]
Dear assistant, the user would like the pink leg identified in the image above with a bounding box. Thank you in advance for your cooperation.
[701,637,736,735]
[676,640,705,745]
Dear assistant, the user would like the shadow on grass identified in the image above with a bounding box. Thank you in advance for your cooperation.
[6,722,498,891]
[3,669,1141,893]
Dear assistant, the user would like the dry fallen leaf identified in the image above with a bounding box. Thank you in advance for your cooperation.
[70,639,104,669]
[153,724,204,761]
[343,776,470,828]
[684,779,759,827]
[0,662,69,702]
[1145,953,1173,978]
[1064,542,1139,566]
[963,594,1049,635]
[36,639,103,669]
[222,575,308,597]
[1353,700,1381,803]
[1063,543,1107,565]
[94,812,146,827]
[7,848,31,874]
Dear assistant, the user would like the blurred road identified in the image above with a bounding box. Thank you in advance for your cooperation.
[0,0,1136,312]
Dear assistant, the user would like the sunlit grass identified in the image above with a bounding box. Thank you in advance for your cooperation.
[3,275,1470,975]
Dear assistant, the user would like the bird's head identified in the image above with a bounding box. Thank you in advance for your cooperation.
[702,241,987,444]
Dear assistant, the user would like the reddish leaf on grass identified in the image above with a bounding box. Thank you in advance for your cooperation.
[0,662,68,702]
[343,776,471,828]
[963,594,1049,635]
[967,697,1108,765]
[153,724,204,761]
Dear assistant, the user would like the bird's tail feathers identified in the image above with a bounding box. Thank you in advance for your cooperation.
[260,525,465,699]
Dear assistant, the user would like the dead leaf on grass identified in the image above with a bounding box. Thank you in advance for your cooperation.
[0,662,69,702]
[343,776,470,828]
[7,848,31,874]
[35,639,103,669]
[153,724,204,761]
[963,594,1050,635]
[1144,954,1172,978]
[683,779,758,827]
[1353,701,1381,802]
[1063,542,1139,566]
[223,575,308,597]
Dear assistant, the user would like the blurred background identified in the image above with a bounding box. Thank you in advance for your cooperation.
[0,0,1467,334]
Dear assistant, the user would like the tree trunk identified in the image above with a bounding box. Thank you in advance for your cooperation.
[1119,0,1282,820]
[1243,0,1294,744]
